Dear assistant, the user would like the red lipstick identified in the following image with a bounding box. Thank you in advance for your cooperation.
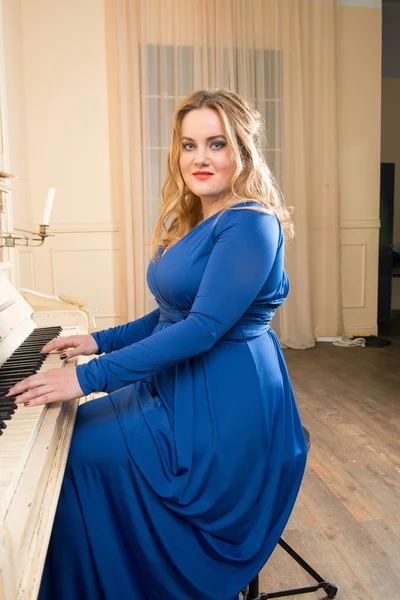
[193,171,214,180]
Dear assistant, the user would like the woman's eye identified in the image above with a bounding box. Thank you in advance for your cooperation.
[183,143,195,150]
[211,141,225,150]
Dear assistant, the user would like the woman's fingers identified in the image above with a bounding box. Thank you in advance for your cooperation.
[41,336,73,354]
[13,385,54,405]
[6,373,48,397]
[41,335,98,357]
[59,345,85,361]
[6,367,84,406]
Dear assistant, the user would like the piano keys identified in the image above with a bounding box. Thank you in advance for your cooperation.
[0,273,89,600]
[0,326,61,432]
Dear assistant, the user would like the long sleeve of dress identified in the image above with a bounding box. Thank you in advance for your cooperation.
[76,210,280,395]
[91,309,160,354]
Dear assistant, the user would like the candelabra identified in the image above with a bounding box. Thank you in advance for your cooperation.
[0,225,53,248]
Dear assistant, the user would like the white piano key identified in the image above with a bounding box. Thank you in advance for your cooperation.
[0,328,78,520]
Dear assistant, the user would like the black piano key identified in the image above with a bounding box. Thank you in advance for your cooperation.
[30,326,61,334]
[0,369,36,385]
[31,329,61,336]
[15,339,49,344]
[4,368,38,376]
[0,326,63,436]
[0,406,16,416]
[5,355,46,361]
[0,384,30,393]
[24,338,55,344]
[0,384,29,392]
[19,344,51,349]
[25,336,60,344]
[0,401,17,409]
[16,342,50,348]
[0,379,32,387]
[30,326,61,333]
[7,347,48,354]
[0,388,17,396]
[4,404,16,412]
[0,364,37,371]
[3,352,46,360]
[18,352,47,358]
[1,365,42,374]
[0,388,16,395]
[4,360,45,368]
[8,357,46,364]
[14,340,49,345]
[2,364,43,370]
[0,366,37,374]
[5,353,46,360]
[0,370,37,379]
[11,348,46,355]
[3,357,46,366]
[16,338,47,343]
[1,367,40,375]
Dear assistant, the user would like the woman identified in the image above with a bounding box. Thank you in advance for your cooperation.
[8,89,307,600]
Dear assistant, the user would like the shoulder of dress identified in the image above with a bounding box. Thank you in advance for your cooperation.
[212,206,281,248]
[216,203,277,228]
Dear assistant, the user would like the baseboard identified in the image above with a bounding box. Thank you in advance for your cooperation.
[317,326,378,342]
[343,326,378,337]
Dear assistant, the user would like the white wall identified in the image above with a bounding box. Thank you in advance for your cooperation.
[338,4,382,335]
[1,0,31,276]
[1,0,383,335]
[2,0,123,329]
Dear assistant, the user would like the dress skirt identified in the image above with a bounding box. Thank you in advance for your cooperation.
[39,326,307,600]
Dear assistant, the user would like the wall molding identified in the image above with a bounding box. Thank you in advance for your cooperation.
[93,314,121,319]
[13,219,34,232]
[50,247,120,321]
[50,222,120,233]
[16,249,35,290]
[339,0,381,7]
[0,261,12,271]
[343,325,378,336]
[341,242,366,308]
[14,219,119,234]
[340,218,380,229]
[15,217,379,233]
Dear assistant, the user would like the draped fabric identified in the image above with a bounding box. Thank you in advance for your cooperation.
[40,204,307,600]
[106,0,343,348]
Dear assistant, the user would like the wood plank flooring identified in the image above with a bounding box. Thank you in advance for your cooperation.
[258,333,400,600]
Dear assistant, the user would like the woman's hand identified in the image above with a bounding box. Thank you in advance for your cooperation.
[41,334,99,359]
[6,367,84,407]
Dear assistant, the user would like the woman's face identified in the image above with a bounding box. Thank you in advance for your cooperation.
[179,108,237,204]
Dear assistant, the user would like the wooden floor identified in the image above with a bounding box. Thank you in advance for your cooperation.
[259,328,400,599]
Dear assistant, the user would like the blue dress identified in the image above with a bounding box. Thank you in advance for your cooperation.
[39,202,307,600]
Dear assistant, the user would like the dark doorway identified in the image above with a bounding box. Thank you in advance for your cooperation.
[378,162,395,333]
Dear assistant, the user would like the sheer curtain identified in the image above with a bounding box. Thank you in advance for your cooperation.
[106,0,343,349]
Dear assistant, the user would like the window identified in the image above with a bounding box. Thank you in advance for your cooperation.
[141,45,283,310]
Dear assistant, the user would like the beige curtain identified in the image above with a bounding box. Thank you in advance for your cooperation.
[106,0,343,349]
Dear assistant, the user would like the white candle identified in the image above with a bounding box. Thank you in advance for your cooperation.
[42,188,55,226]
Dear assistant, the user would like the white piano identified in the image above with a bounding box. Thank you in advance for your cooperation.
[0,272,90,600]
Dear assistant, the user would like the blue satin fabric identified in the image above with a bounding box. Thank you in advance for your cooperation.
[39,203,307,600]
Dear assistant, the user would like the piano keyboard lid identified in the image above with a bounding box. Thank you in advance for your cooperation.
[0,273,36,367]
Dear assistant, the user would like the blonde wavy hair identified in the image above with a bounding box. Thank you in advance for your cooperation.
[151,88,293,257]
